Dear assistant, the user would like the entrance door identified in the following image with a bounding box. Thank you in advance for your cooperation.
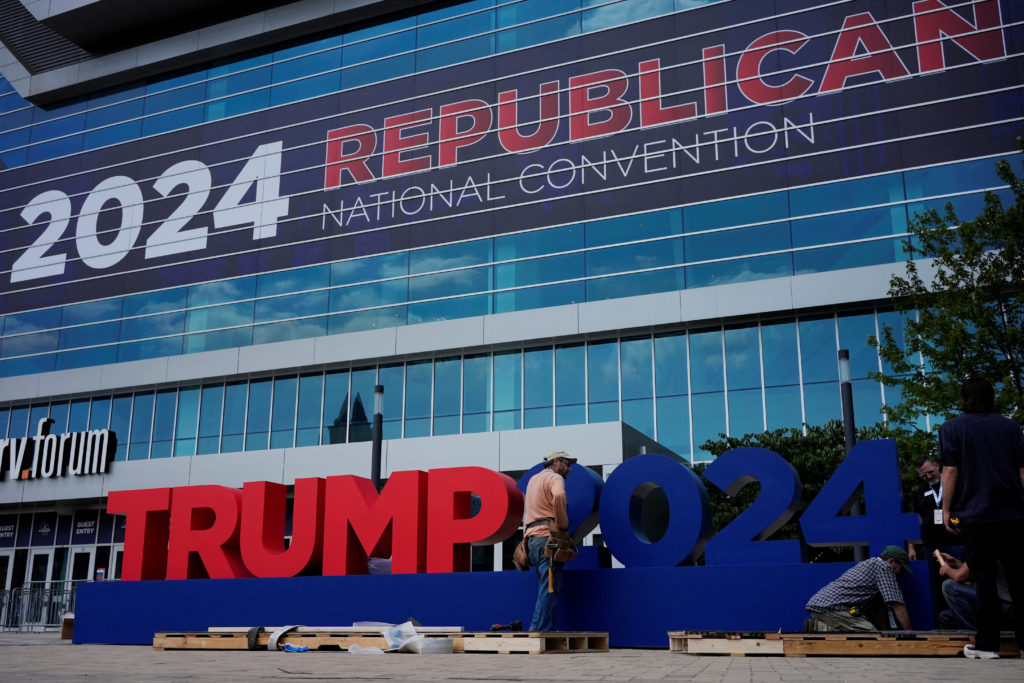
[68,548,94,582]
[0,550,13,628]
[21,549,54,629]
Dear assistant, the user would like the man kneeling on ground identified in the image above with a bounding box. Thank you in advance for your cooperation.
[804,545,913,632]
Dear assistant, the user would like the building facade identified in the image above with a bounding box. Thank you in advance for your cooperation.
[0,0,1021,616]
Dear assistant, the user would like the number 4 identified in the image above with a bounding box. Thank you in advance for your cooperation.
[799,439,920,557]
[213,141,289,240]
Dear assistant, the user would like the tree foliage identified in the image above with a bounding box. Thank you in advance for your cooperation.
[872,142,1024,426]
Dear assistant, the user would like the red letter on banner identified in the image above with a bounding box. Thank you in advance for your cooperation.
[322,470,428,575]
[107,487,171,581]
[736,31,815,105]
[325,124,377,187]
[239,478,325,577]
[426,467,524,573]
[820,13,910,93]
[703,45,728,115]
[498,81,560,153]
[439,100,492,167]
[913,0,1004,74]
[638,59,697,127]
[166,485,252,580]
[381,109,433,178]
[569,69,632,141]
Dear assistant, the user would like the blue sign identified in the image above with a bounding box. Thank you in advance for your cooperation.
[1,0,1020,315]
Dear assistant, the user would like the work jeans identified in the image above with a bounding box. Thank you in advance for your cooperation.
[808,609,876,632]
[939,579,1014,630]
[528,536,564,632]
[960,519,1024,652]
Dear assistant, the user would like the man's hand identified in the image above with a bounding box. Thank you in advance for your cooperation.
[908,546,917,561]
[891,603,912,631]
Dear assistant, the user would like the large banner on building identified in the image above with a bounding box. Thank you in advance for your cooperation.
[1,0,1021,313]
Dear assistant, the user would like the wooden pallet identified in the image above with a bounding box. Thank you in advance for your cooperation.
[154,629,453,652]
[669,631,1022,657]
[669,631,783,656]
[453,632,609,654]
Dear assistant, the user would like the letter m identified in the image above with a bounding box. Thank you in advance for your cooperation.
[914,0,1005,73]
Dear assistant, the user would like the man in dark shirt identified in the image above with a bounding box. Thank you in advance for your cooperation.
[910,455,962,622]
[939,378,1024,659]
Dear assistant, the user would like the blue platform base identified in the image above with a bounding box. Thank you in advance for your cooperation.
[74,560,932,646]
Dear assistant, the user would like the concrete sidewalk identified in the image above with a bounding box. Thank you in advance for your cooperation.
[1,632,1022,682]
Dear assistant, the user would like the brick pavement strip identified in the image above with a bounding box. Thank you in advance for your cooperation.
[1,634,1022,682]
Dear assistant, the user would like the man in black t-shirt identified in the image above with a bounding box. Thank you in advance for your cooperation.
[939,378,1024,659]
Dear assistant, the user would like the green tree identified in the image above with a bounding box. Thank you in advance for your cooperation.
[872,143,1024,426]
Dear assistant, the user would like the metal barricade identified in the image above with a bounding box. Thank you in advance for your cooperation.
[0,581,80,632]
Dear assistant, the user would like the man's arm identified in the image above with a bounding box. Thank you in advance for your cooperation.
[937,553,970,582]
[549,476,569,531]
[890,603,912,630]
[941,466,958,534]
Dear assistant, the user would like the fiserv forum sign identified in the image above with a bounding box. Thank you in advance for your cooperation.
[1,0,1018,314]
[0,418,115,482]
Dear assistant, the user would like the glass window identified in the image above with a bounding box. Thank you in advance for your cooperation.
[798,317,837,383]
[296,373,323,447]
[271,376,298,449]
[417,35,495,70]
[688,329,724,393]
[332,253,408,285]
[56,344,118,370]
[186,302,254,333]
[691,392,726,460]
[789,174,903,217]
[150,390,176,459]
[198,384,224,455]
[586,240,683,277]
[654,332,688,396]
[877,310,913,376]
[59,321,119,350]
[175,387,200,457]
[497,12,580,51]
[330,280,407,313]
[588,269,684,301]
[496,225,583,260]
[656,395,690,459]
[583,0,672,31]
[110,395,132,461]
[791,207,906,248]
[433,358,461,436]
[350,368,376,442]
[408,294,490,324]
[761,321,799,387]
[189,277,256,307]
[904,156,1010,199]
[494,282,584,313]
[49,401,70,433]
[728,388,763,436]
[0,408,7,438]
[88,398,110,432]
[555,343,585,425]
[586,210,682,248]
[685,222,790,261]
[379,364,404,439]
[245,379,271,451]
[853,378,884,425]
[495,253,583,289]
[123,287,186,317]
[410,239,493,275]
[837,312,879,379]
[493,350,522,431]
[765,385,802,431]
[684,191,788,231]
[405,361,432,437]
[524,346,553,428]
[685,254,792,289]
[344,19,415,63]
[221,382,247,453]
[588,340,619,422]
[725,327,761,390]
[623,397,654,438]
[803,382,839,427]
[68,398,90,432]
[341,55,415,89]
[323,370,350,444]
[793,238,903,275]
[463,355,491,433]
[621,337,652,400]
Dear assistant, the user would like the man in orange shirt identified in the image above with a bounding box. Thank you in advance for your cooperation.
[523,450,575,632]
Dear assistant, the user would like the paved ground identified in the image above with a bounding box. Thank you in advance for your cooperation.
[1,632,1022,682]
